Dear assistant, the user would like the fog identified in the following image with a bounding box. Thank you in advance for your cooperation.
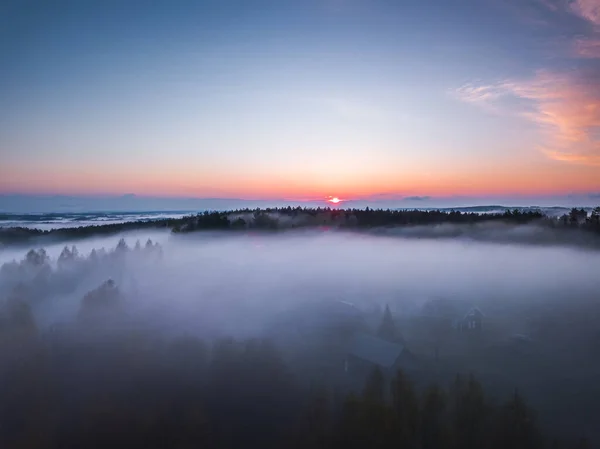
[2,228,600,446]
[3,229,600,335]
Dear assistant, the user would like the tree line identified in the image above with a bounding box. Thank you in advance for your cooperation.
[0,238,162,302]
[2,207,599,246]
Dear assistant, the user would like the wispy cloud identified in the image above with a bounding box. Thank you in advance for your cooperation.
[404,196,431,201]
[453,69,600,165]
[569,0,600,26]
[572,36,600,57]
[534,0,600,25]
[526,0,600,58]
[452,0,600,166]
[541,148,600,165]
[453,84,507,104]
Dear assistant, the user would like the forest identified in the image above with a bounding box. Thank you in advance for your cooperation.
[1,234,599,448]
[1,206,600,247]
[1,312,583,449]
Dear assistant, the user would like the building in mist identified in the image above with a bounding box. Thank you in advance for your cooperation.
[344,332,416,377]
[454,307,484,332]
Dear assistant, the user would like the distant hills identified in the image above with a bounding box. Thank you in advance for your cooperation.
[0,194,598,214]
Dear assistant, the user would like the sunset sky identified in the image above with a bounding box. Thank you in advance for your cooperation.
[1,0,600,203]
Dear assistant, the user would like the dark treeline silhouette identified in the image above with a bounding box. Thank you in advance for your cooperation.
[4,206,600,246]
[172,207,548,232]
[0,292,589,449]
[0,217,177,246]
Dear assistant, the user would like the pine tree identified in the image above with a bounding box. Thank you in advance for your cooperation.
[338,373,398,449]
[58,246,72,265]
[421,385,448,449]
[297,387,331,449]
[377,304,401,343]
[493,390,542,449]
[390,369,419,447]
[450,374,488,449]
[116,238,129,252]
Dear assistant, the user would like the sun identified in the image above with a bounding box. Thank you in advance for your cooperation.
[328,197,341,204]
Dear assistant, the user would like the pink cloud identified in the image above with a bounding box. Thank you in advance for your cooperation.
[532,0,600,58]
[541,148,600,165]
[536,0,600,25]
[570,0,600,26]
[454,70,600,166]
[572,36,600,57]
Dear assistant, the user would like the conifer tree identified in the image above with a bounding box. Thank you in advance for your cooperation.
[493,390,542,449]
[391,369,419,447]
[421,384,449,449]
[377,304,401,343]
[450,374,488,449]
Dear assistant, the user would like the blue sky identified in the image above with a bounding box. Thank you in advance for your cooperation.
[1,0,599,204]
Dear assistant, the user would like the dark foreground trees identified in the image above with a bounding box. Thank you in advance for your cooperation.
[0,297,588,449]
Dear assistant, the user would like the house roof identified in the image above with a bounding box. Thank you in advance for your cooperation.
[464,307,484,319]
[348,332,404,368]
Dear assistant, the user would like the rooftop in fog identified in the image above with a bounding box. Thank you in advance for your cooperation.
[348,332,404,368]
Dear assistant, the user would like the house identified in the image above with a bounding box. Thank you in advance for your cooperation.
[344,332,416,376]
[453,307,484,332]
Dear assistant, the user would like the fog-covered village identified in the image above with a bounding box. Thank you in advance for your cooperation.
[2,225,600,448]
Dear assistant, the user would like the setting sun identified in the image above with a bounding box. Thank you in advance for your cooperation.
[329,197,341,204]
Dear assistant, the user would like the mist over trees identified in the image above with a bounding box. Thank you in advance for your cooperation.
[2,206,600,247]
[1,224,600,447]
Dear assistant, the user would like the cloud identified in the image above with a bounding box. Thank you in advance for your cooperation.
[454,69,600,165]
[572,37,600,57]
[535,0,561,12]
[525,0,600,58]
[453,84,503,103]
[404,196,431,201]
[570,0,600,26]
[541,147,600,165]
[451,83,510,115]
[535,0,600,26]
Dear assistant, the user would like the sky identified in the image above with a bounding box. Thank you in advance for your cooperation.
[1,0,600,205]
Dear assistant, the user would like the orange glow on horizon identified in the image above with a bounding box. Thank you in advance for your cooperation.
[1,160,599,200]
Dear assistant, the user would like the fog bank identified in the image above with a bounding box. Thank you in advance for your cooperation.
[2,229,599,337]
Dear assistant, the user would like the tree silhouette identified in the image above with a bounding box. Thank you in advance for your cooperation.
[390,369,419,447]
[421,385,449,449]
[116,238,129,252]
[493,390,542,449]
[450,374,488,449]
[377,304,402,343]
